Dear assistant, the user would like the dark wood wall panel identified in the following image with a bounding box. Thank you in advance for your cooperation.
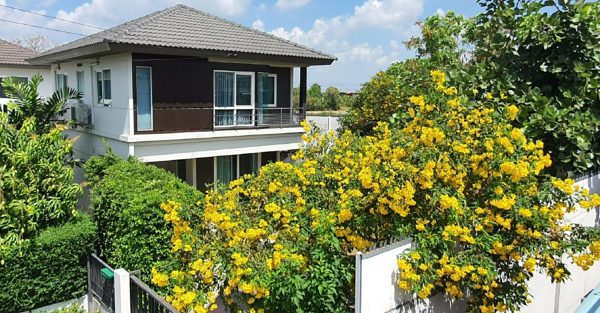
[132,54,293,133]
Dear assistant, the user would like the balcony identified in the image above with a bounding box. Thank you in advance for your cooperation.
[135,107,305,133]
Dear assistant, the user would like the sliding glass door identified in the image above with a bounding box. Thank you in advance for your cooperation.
[136,66,153,131]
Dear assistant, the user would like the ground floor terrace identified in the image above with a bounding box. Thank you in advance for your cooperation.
[150,150,295,190]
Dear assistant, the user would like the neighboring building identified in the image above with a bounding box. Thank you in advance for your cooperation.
[0,39,52,111]
[28,4,336,190]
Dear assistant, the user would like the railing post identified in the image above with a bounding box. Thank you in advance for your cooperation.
[114,268,131,313]
[355,252,363,313]
[87,254,93,313]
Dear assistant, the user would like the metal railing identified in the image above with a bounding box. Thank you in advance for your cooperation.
[214,107,305,129]
[130,274,179,313]
[88,253,115,312]
[134,106,305,132]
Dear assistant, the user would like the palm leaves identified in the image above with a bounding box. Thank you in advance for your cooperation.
[1,74,81,134]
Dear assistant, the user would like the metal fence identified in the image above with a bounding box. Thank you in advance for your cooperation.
[88,253,115,312]
[130,274,178,313]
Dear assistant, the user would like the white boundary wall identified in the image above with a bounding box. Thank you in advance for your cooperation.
[356,172,600,313]
[307,115,341,132]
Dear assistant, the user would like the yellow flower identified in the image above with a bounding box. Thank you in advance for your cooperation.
[506,105,519,120]
[439,195,460,211]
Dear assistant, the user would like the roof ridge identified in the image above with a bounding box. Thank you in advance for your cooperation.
[177,4,337,61]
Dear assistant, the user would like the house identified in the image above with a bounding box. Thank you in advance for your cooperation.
[0,39,52,112]
[27,4,336,189]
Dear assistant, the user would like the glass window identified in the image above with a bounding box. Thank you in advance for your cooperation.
[136,67,153,131]
[103,69,111,101]
[96,70,111,104]
[239,153,258,176]
[261,74,276,107]
[216,155,236,185]
[55,73,67,91]
[261,151,278,166]
[215,72,234,108]
[96,72,103,103]
[214,71,254,127]
[76,71,84,95]
[236,74,252,106]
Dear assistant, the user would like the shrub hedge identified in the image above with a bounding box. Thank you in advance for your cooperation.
[89,158,200,281]
[0,215,96,313]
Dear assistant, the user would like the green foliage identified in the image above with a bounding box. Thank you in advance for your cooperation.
[88,157,201,281]
[0,114,82,258]
[0,215,96,313]
[345,1,600,177]
[305,84,354,111]
[83,145,122,187]
[0,74,80,134]
[342,13,468,133]
[468,0,600,176]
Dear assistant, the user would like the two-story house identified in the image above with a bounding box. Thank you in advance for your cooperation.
[0,39,52,112]
[28,4,336,190]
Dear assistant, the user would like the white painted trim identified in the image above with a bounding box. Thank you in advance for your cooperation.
[140,143,299,163]
[134,66,153,131]
[207,57,303,68]
[192,158,197,188]
[261,73,277,108]
[123,127,304,143]
[114,269,131,313]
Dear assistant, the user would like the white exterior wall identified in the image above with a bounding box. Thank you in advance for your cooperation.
[0,66,52,107]
[519,172,600,313]
[56,53,134,161]
[357,174,600,313]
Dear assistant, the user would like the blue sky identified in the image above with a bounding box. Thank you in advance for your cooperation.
[0,0,482,90]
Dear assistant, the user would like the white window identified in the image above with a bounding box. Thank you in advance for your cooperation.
[96,69,111,105]
[214,71,254,127]
[55,73,68,91]
[259,73,277,107]
[76,71,85,96]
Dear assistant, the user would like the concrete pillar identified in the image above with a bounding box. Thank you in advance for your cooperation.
[299,67,307,112]
[114,268,131,313]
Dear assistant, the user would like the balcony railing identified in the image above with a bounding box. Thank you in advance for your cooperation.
[136,107,305,133]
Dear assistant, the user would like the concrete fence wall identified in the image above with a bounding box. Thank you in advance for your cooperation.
[306,115,341,132]
[355,172,600,313]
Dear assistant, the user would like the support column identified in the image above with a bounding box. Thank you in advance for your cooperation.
[114,268,131,313]
[299,67,307,113]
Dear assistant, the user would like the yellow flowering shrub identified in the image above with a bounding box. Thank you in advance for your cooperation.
[153,71,600,313]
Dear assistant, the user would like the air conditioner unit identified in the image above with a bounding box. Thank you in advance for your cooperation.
[70,103,92,126]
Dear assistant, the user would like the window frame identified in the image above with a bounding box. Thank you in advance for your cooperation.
[55,73,68,92]
[261,73,277,108]
[213,70,255,127]
[95,69,112,105]
[213,153,262,185]
[135,66,154,131]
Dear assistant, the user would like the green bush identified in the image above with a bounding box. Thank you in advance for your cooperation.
[88,157,200,281]
[0,216,96,313]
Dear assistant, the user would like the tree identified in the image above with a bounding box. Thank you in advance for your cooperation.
[1,74,80,134]
[12,34,56,53]
[324,86,340,110]
[466,0,600,177]
[0,114,82,259]
[306,83,326,111]
[152,72,600,313]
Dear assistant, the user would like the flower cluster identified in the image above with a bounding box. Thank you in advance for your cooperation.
[152,70,600,313]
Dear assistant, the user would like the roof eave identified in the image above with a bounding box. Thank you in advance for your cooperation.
[27,41,112,65]
[110,43,336,66]
[28,41,336,67]
[0,63,50,69]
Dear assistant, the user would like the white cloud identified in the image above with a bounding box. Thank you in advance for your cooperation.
[0,0,52,41]
[436,8,445,16]
[251,19,264,31]
[270,0,424,90]
[275,0,311,11]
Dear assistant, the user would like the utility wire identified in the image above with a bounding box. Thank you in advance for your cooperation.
[0,17,105,38]
[0,3,106,30]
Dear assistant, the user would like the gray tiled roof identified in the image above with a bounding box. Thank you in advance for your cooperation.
[0,39,37,65]
[36,4,336,62]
